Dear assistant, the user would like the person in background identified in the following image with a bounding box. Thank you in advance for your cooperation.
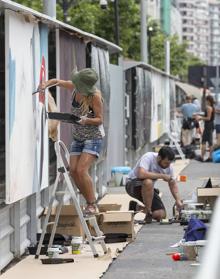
[214,98,220,146]
[195,95,215,162]
[125,146,183,223]
[41,68,104,215]
[192,96,201,112]
[180,95,198,146]
[192,95,202,137]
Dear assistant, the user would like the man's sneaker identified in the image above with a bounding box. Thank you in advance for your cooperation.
[128,200,138,212]
[144,212,153,224]
[154,188,160,195]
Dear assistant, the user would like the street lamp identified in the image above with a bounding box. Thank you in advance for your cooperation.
[57,0,76,23]
[147,26,154,65]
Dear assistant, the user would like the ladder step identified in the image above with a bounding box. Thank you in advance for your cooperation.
[55,191,66,195]
[92,236,105,242]
[47,222,55,226]
[84,215,98,221]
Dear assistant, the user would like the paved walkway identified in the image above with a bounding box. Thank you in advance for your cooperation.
[103,160,220,279]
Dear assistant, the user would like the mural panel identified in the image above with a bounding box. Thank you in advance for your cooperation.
[59,30,86,149]
[91,45,110,157]
[5,10,48,203]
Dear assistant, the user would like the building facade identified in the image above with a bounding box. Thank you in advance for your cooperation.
[194,0,209,63]
[171,4,182,41]
[147,0,161,21]
[177,0,209,63]
[209,0,220,65]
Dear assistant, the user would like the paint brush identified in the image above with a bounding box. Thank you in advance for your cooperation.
[32,83,59,95]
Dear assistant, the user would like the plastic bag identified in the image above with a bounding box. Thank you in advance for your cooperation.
[184,217,207,242]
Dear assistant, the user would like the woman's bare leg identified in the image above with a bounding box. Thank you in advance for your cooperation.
[75,152,97,203]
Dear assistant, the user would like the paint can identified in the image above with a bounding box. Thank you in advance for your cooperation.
[71,236,83,254]
[47,247,60,258]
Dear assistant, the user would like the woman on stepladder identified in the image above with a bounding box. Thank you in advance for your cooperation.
[41,68,104,215]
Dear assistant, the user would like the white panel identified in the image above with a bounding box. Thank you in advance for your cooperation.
[150,71,170,142]
[0,207,14,271]
[0,238,13,270]
[107,64,124,180]
[20,199,27,218]
[150,72,159,142]
[5,10,48,204]
[20,199,29,252]
[36,191,42,231]
[20,225,30,254]
[0,208,11,233]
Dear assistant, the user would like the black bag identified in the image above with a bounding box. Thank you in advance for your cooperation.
[182,118,195,130]
[182,144,196,159]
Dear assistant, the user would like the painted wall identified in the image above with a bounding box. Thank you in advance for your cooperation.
[59,30,86,150]
[5,10,48,204]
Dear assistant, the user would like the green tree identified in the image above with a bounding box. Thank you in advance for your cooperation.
[148,21,203,80]
[67,0,140,60]
[12,0,203,80]
[13,0,43,12]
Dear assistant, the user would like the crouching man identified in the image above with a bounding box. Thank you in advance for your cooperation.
[125,146,183,223]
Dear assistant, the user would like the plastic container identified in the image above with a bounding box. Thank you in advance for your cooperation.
[71,236,83,254]
[178,175,187,182]
[212,149,220,163]
[111,166,131,186]
[172,253,188,261]
[47,247,60,258]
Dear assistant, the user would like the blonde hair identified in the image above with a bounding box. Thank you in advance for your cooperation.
[80,90,103,115]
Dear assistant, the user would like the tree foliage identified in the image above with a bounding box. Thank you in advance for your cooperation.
[12,0,203,80]
[14,0,43,12]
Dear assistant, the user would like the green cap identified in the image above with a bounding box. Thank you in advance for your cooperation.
[71,68,98,96]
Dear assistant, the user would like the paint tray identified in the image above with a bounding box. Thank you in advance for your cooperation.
[48,112,80,124]
[41,258,74,264]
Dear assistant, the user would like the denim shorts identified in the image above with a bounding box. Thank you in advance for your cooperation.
[125,179,165,212]
[70,138,103,158]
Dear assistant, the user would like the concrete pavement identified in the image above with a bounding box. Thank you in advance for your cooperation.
[102,160,220,279]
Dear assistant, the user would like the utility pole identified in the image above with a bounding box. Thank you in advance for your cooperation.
[114,0,120,46]
[140,0,148,63]
[165,39,170,75]
[43,0,56,19]
[201,66,208,111]
[57,0,76,23]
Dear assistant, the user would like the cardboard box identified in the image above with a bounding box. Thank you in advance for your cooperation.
[45,205,84,237]
[197,187,220,209]
[98,211,135,241]
[98,203,121,212]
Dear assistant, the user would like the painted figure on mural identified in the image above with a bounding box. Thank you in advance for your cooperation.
[40,68,104,215]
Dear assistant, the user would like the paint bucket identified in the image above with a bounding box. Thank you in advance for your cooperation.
[71,236,83,254]
[47,247,60,258]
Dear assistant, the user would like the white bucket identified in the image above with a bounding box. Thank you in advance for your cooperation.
[114,172,123,186]
[71,236,83,254]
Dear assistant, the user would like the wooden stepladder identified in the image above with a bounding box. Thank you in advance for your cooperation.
[35,140,107,258]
